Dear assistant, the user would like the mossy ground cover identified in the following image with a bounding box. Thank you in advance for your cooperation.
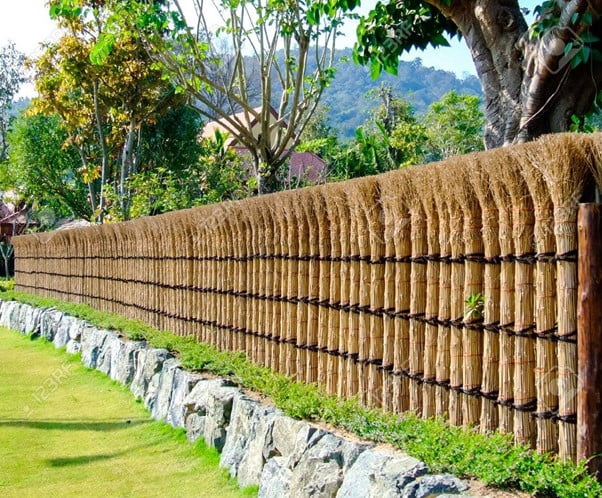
[0,325,256,498]
[2,290,601,497]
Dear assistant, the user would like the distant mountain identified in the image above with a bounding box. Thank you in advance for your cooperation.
[319,49,482,139]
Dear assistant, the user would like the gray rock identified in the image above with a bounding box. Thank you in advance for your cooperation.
[0,301,17,328]
[66,339,81,355]
[183,378,239,450]
[130,348,172,400]
[166,368,201,428]
[80,326,111,369]
[22,305,42,335]
[258,457,292,498]
[256,421,325,498]
[5,301,21,330]
[0,301,19,329]
[95,332,120,375]
[220,396,264,480]
[234,404,281,487]
[109,338,146,386]
[402,474,468,498]
[337,449,428,498]
[40,309,63,342]
[68,320,84,341]
[265,415,315,461]
[287,432,367,497]
[6,302,23,330]
[147,358,181,421]
[53,315,75,348]
[15,303,27,331]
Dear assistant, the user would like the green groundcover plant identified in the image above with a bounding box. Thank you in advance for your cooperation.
[2,289,600,497]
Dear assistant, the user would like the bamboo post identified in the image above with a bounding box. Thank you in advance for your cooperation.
[295,196,311,383]
[269,203,284,371]
[518,146,559,453]
[335,191,352,397]
[434,192,452,418]
[345,184,362,399]
[469,160,500,433]
[303,194,320,384]
[314,189,332,390]
[364,181,386,407]
[408,194,427,415]
[284,194,300,378]
[415,173,440,419]
[353,183,374,405]
[377,172,411,413]
[455,167,484,427]
[447,196,465,426]
[325,188,343,396]
[379,183,399,411]
[577,203,602,478]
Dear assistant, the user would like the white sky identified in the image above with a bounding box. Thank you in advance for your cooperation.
[0,0,483,98]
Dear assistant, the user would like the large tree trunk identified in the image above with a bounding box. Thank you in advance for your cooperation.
[434,0,602,148]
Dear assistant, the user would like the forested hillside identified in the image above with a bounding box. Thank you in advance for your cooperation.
[320,49,482,138]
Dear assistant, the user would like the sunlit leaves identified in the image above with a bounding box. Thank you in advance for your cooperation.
[352,0,457,80]
[90,33,116,65]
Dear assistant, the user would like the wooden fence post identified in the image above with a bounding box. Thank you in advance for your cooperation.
[577,203,602,476]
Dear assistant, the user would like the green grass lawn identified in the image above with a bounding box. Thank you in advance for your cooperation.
[0,327,256,498]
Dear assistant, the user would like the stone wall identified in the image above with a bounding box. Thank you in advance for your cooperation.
[0,299,469,498]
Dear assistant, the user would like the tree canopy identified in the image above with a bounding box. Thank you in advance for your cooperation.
[82,0,358,193]
[350,0,602,147]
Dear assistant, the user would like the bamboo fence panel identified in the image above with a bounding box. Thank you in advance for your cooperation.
[13,133,601,462]
[535,135,593,460]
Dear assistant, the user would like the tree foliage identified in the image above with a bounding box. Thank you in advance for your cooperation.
[299,89,485,180]
[32,0,182,220]
[423,90,485,159]
[346,0,602,147]
[1,112,90,220]
[103,130,252,221]
[92,0,358,193]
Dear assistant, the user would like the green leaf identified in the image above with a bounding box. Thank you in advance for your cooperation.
[583,11,593,26]
[580,32,600,43]
[89,33,116,65]
[430,33,450,47]
[570,52,583,68]
[370,59,382,80]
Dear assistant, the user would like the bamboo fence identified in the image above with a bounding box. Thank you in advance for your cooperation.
[13,133,601,461]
